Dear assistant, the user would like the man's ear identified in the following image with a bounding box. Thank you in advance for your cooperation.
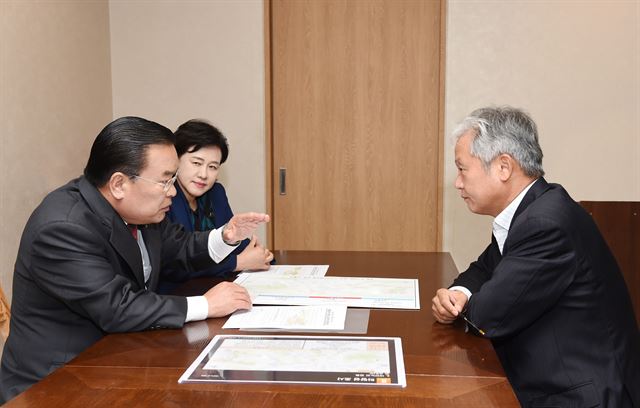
[497,154,515,181]
[106,172,129,200]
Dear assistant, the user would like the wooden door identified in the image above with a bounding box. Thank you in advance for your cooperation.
[268,0,444,251]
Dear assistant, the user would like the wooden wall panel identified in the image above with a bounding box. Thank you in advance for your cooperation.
[580,201,640,326]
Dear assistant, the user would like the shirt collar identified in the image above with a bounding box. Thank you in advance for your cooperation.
[493,178,538,253]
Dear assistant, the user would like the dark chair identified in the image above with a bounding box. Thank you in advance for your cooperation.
[580,201,640,326]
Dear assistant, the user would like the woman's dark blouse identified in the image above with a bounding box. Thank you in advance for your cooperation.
[157,182,249,294]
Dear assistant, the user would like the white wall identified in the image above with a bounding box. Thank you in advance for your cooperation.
[443,0,640,271]
[109,0,268,243]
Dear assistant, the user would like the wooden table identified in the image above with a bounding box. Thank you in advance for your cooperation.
[5,251,519,407]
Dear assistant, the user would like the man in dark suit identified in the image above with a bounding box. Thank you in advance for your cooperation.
[432,107,639,407]
[0,117,269,403]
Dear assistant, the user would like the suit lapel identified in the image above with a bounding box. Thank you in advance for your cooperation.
[78,177,146,289]
[109,224,145,288]
[509,177,552,229]
[502,178,552,256]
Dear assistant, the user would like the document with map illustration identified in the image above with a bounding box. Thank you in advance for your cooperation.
[235,274,420,310]
[222,305,347,330]
[179,335,406,387]
[241,264,329,277]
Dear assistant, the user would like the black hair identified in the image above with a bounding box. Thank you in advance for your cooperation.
[174,119,229,163]
[84,116,175,187]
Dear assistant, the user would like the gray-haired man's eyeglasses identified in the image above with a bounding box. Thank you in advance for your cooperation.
[129,172,178,193]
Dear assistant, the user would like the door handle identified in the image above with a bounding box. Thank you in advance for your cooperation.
[279,168,286,195]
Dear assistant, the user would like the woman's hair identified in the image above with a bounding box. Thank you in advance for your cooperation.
[174,119,229,163]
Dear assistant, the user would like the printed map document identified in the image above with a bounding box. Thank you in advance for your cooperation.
[241,264,329,277]
[235,275,420,309]
[179,335,406,387]
[222,305,348,331]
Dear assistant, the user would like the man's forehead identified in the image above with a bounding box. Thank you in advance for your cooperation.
[454,139,468,156]
[141,144,179,175]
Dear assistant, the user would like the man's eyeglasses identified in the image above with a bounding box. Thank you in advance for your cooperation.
[130,172,178,193]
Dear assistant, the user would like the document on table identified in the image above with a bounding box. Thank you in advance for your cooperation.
[179,335,406,387]
[235,275,420,310]
[241,264,329,277]
[222,305,348,330]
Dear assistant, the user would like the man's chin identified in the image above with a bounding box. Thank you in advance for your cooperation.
[465,202,482,215]
[147,213,166,224]
[463,201,475,212]
[466,205,492,216]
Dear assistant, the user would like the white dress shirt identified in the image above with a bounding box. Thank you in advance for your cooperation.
[186,228,238,322]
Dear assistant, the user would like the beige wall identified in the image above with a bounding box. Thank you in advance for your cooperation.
[0,1,112,303]
[109,0,268,243]
[443,0,640,271]
[2,0,639,301]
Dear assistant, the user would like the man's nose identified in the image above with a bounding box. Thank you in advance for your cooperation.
[167,183,177,197]
[454,175,463,189]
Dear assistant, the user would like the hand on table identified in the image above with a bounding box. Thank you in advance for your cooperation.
[432,288,468,324]
[203,281,252,318]
[236,235,274,271]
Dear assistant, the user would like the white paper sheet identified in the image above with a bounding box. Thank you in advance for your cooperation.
[235,274,420,310]
[241,264,329,277]
[222,305,347,330]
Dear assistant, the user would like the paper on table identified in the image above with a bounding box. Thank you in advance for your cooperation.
[178,335,407,387]
[241,264,329,277]
[235,274,420,310]
[223,305,347,330]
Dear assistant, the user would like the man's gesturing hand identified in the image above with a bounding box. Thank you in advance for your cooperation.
[222,212,270,244]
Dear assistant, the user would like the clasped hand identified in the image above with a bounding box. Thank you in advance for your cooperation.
[431,288,468,324]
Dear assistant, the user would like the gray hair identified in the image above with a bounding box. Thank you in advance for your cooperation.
[453,106,545,177]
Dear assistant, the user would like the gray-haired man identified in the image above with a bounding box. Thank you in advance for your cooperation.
[432,106,639,407]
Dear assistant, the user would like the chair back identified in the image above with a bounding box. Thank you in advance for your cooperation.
[580,201,640,326]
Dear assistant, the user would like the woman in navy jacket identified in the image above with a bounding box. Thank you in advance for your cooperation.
[158,120,273,294]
